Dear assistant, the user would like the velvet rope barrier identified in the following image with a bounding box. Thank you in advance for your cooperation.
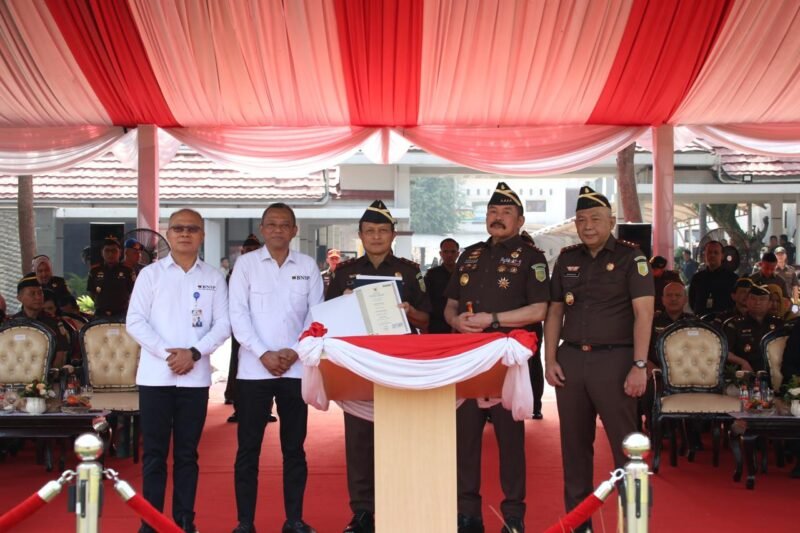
[0,479,65,532]
[112,477,183,533]
[542,469,625,533]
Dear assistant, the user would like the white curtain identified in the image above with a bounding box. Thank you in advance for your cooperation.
[0,126,124,174]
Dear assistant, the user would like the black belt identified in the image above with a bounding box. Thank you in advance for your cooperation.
[563,342,633,352]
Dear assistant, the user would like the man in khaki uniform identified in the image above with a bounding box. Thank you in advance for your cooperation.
[544,186,654,533]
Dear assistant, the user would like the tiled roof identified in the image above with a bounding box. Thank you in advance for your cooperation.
[716,147,800,178]
[0,147,339,202]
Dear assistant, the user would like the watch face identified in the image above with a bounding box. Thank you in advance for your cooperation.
[634,360,646,369]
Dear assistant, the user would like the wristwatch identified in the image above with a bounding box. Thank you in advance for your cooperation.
[190,347,201,362]
[490,313,500,330]
[632,360,647,369]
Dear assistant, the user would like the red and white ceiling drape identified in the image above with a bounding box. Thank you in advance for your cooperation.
[2,0,800,176]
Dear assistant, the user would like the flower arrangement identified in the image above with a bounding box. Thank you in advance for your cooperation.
[20,379,56,399]
[784,375,800,403]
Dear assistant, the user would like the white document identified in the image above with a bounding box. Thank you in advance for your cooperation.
[310,280,411,336]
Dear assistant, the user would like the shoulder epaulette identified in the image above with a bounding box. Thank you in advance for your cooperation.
[560,243,582,253]
[398,257,420,269]
[464,241,486,251]
[618,239,639,249]
[521,239,544,254]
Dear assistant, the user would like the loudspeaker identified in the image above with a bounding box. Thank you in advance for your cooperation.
[89,223,125,266]
[617,223,652,258]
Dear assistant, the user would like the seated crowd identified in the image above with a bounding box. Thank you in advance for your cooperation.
[2,201,800,533]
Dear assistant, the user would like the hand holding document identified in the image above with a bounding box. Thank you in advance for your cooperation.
[311,276,411,336]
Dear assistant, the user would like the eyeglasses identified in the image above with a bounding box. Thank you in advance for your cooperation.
[168,225,203,234]
[262,223,293,232]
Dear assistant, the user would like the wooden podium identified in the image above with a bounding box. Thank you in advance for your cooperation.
[319,359,507,533]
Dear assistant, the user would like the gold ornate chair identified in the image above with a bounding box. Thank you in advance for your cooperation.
[652,318,740,472]
[80,319,141,462]
[761,323,793,393]
[0,318,54,386]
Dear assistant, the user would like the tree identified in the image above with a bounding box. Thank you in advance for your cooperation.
[18,175,36,274]
[616,142,642,222]
[410,177,463,234]
[700,203,768,272]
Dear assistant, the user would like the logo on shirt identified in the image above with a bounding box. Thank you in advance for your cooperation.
[292,275,310,280]
[197,284,217,291]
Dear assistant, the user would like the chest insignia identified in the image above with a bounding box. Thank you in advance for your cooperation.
[511,251,520,259]
[567,266,580,272]
[498,265,507,273]
[117,271,126,279]
[509,267,518,274]
[769,323,776,330]
[532,263,546,282]
[565,292,575,306]
[498,277,510,289]
[606,262,615,272]
[460,273,469,286]
[744,344,752,353]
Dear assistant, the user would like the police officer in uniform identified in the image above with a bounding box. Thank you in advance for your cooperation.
[724,284,783,373]
[444,182,549,533]
[650,255,681,312]
[321,248,341,289]
[424,238,460,333]
[326,200,430,533]
[544,186,654,533]
[688,240,738,315]
[13,274,73,368]
[708,277,753,331]
[87,236,136,318]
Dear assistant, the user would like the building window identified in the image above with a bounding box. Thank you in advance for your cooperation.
[526,200,546,212]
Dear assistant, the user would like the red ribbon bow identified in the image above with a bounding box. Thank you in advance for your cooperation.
[299,322,328,340]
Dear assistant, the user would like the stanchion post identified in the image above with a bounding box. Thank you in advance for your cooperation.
[622,432,650,533]
[73,433,105,533]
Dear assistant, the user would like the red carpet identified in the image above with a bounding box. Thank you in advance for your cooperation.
[0,384,795,532]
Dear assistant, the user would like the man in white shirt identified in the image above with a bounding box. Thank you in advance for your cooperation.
[229,203,323,533]
[127,208,230,533]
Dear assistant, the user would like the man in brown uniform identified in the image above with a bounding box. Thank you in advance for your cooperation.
[86,236,136,318]
[444,182,550,533]
[326,200,430,533]
[724,284,783,373]
[544,186,653,533]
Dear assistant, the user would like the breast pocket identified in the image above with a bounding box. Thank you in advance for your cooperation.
[250,284,273,314]
[290,284,310,313]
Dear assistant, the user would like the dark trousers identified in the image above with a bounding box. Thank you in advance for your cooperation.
[457,400,526,520]
[234,378,308,524]
[555,345,637,531]
[344,412,375,514]
[224,336,241,404]
[529,349,544,413]
[139,385,209,527]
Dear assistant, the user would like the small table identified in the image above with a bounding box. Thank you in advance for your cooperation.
[728,408,800,489]
[0,410,110,471]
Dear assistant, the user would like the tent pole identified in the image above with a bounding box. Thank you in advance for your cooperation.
[652,125,674,267]
[137,124,160,230]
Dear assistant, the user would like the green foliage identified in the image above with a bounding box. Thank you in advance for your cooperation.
[64,272,87,298]
[410,177,464,234]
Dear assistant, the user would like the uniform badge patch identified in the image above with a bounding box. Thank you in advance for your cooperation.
[565,292,575,306]
[532,263,546,282]
[498,277,510,289]
[416,272,426,292]
[636,260,649,277]
[460,273,469,286]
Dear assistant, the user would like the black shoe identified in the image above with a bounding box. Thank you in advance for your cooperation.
[532,411,543,420]
[343,511,374,533]
[501,516,524,533]
[267,414,278,423]
[282,520,316,533]
[232,524,256,533]
[227,414,238,423]
[178,513,199,533]
[458,514,485,533]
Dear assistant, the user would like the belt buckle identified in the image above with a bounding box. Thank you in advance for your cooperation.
[580,344,592,352]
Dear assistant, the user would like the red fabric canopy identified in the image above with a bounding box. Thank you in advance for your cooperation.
[3,0,799,129]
